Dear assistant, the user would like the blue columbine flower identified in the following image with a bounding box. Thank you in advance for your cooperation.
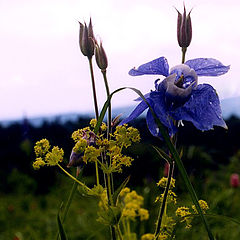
[121,57,230,137]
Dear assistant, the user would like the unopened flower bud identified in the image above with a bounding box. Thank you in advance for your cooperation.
[230,173,239,188]
[176,6,192,48]
[95,41,108,70]
[79,18,95,59]
[68,150,82,167]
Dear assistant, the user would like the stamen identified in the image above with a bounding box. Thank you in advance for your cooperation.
[175,75,184,87]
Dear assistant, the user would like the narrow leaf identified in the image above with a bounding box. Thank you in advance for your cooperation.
[112,176,130,205]
[152,145,172,163]
[57,212,68,240]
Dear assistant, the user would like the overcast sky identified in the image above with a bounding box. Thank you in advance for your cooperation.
[0,0,239,120]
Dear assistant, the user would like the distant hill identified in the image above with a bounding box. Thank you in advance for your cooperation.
[0,97,239,127]
[221,96,240,119]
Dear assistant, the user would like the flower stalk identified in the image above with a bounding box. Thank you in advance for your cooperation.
[181,47,187,64]
[102,69,112,137]
[88,58,99,120]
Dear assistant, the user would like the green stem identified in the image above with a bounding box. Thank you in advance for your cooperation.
[154,162,174,239]
[181,47,187,64]
[101,69,112,137]
[107,173,113,205]
[95,161,100,186]
[116,224,124,240]
[88,57,99,120]
[127,220,131,240]
[106,173,117,240]
[57,164,91,192]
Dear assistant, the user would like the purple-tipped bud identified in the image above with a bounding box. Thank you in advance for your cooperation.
[79,18,95,59]
[95,41,108,70]
[176,6,192,48]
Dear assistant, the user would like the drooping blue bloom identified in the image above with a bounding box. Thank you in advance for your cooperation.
[121,57,230,137]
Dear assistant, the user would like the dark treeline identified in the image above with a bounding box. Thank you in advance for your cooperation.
[0,115,239,194]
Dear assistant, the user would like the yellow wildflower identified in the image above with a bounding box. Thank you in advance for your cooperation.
[157,177,175,189]
[128,127,141,142]
[72,127,90,142]
[119,187,130,198]
[73,139,88,153]
[82,146,101,163]
[141,233,155,240]
[33,157,45,170]
[176,206,192,228]
[139,208,149,221]
[100,122,107,132]
[45,146,64,166]
[34,139,50,157]
[192,200,209,214]
[114,125,140,148]
[90,119,97,128]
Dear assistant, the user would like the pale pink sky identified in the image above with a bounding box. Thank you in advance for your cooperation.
[0,0,239,120]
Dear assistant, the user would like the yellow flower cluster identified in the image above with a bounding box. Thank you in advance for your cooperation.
[113,124,140,148]
[34,138,50,156]
[141,233,154,240]
[156,177,177,204]
[155,190,177,204]
[119,188,149,221]
[32,157,45,170]
[73,138,88,154]
[72,127,91,142]
[89,118,107,131]
[175,206,192,228]
[141,233,168,240]
[70,121,140,173]
[176,200,209,228]
[157,177,175,189]
[192,199,209,214]
[141,216,175,240]
[33,139,64,169]
[82,146,101,163]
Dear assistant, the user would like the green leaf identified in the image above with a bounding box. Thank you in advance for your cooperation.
[57,212,68,240]
[112,175,130,205]
[152,145,172,163]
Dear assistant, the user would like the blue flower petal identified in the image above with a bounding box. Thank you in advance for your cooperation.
[171,84,227,131]
[149,90,177,136]
[129,57,169,77]
[185,58,230,76]
[120,99,149,125]
[146,110,159,136]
